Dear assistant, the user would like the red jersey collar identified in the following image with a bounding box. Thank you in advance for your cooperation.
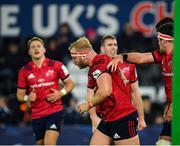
[30,58,49,69]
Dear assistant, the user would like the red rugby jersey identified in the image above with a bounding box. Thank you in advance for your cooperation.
[88,54,136,122]
[118,62,138,97]
[152,50,173,104]
[18,58,69,119]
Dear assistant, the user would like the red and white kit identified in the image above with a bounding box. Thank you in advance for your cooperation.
[152,50,172,104]
[18,58,69,119]
[88,54,136,122]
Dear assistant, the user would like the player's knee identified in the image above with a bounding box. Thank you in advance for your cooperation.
[36,139,44,145]
[156,139,171,146]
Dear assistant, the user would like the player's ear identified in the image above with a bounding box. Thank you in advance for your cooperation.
[100,46,105,54]
[28,49,32,56]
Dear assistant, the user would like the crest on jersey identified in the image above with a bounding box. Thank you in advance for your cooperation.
[168,60,172,66]
[121,67,129,74]
[119,67,129,85]
[46,70,54,77]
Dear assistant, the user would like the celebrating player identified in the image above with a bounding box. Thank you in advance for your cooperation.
[69,37,140,145]
[89,35,146,133]
[17,37,74,145]
[107,17,173,145]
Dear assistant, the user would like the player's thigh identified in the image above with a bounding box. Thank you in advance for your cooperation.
[44,130,59,145]
[44,111,64,145]
[90,129,113,145]
[32,117,46,144]
[114,135,140,145]
[110,112,139,142]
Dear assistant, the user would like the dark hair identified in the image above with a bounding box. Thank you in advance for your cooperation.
[156,17,173,37]
[100,35,116,46]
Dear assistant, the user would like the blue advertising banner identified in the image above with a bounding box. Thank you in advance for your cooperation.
[0,0,173,37]
[0,125,162,145]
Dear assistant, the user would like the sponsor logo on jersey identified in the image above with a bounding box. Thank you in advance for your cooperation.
[93,70,101,79]
[38,78,45,83]
[30,81,55,88]
[61,65,69,76]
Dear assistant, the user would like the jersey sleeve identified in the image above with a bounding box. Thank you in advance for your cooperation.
[87,55,110,89]
[91,56,110,80]
[152,50,162,63]
[87,71,96,89]
[129,64,138,83]
[17,68,27,89]
[56,62,70,80]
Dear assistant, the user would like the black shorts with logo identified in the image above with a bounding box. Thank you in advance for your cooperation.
[160,121,171,137]
[97,111,138,141]
[32,110,64,141]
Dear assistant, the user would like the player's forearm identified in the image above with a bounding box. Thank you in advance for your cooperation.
[87,88,94,101]
[17,94,25,101]
[62,79,74,95]
[16,91,26,102]
[124,52,153,64]
[87,88,97,119]
[88,73,112,108]
[90,88,111,107]
[132,95,144,119]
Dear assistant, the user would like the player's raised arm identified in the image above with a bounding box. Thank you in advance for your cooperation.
[108,52,154,71]
[123,52,154,64]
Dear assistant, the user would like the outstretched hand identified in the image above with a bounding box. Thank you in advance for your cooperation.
[107,54,123,72]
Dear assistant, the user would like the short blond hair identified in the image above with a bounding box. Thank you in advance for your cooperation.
[27,37,45,49]
[69,37,92,51]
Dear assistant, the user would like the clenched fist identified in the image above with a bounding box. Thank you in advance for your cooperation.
[76,102,89,114]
